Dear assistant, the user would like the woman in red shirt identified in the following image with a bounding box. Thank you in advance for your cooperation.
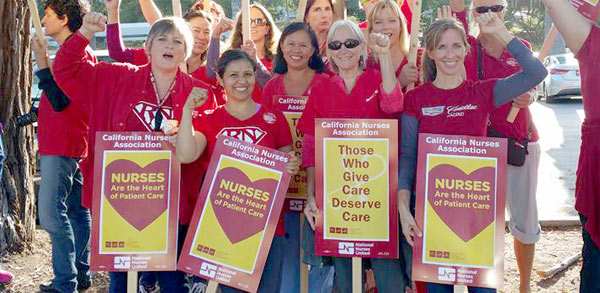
[298,19,404,293]
[53,13,216,292]
[303,0,334,57]
[542,0,600,291]
[397,16,546,292]
[176,49,299,293]
[367,0,420,88]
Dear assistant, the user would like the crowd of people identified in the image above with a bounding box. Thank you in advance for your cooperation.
[4,0,598,292]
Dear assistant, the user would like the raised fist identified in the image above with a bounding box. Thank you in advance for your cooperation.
[184,87,209,111]
[369,33,390,55]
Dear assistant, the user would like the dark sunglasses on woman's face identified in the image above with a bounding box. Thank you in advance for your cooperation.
[328,39,361,51]
[474,5,505,13]
[251,18,267,26]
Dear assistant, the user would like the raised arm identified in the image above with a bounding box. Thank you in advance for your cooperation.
[105,0,148,64]
[32,35,70,111]
[138,0,163,25]
[476,13,547,106]
[176,89,209,163]
[370,33,404,114]
[541,0,592,55]
[206,17,234,78]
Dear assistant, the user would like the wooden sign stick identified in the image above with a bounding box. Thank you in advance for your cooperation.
[206,280,219,293]
[127,271,137,293]
[333,0,347,21]
[26,0,45,41]
[297,0,308,22]
[352,257,362,293]
[506,25,558,123]
[241,0,251,43]
[172,0,183,17]
[300,213,309,293]
[203,0,211,12]
[406,0,423,90]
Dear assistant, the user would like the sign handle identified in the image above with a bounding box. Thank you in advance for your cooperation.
[300,213,309,293]
[352,257,361,293]
[172,0,183,17]
[26,0,45,40]
[297,0,308,22]
[207,280,219,293]
[127,271,137,293]
[333,0,347,21]
[406,0,423,90]
[241,0,251,43]
[506,25,557,123]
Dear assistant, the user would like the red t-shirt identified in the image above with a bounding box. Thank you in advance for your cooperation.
[457,10,539,142]
[576,25,600,120]
[192,105,293,235]
[297,68,404,167]
[404,80,497,137]
[53,33,217,224]
[38,47,96,158]
[365,48,423,89]
[261,73,329,107]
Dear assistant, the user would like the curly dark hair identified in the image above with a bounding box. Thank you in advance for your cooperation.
[44,0,90,32]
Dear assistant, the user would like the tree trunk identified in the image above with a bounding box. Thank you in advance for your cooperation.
[0,0,37,254]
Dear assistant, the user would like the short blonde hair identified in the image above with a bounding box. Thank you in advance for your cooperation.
[146,17,194,61]
[367,0,409,56]
[326,20,368,73]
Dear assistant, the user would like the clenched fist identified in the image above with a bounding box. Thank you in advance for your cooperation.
[369,33,390,55]
[79,12,107,41]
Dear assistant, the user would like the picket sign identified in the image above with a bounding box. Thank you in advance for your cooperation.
[506,25,558,123]
[300,213,309,293]
[127,271,137,293]
[26,0,44,40]
[172,0,183,17]
[207,280,219,293]
[242,0,251,42]
[406,0,423,90]
[352,258,362,293]
[297,0,308,22]
[333,0,347,21]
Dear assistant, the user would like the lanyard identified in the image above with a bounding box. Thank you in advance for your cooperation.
[150,72,176,131]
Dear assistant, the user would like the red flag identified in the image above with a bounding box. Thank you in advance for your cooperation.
[400,0,413,33]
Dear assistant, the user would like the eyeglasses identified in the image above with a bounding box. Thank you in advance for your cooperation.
[251,18,267,26]
[474,5,505,13]
[327,39,361,51]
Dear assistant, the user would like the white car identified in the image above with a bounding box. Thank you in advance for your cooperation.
[539,53,581,103]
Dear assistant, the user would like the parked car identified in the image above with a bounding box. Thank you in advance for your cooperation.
[539,53,581,103]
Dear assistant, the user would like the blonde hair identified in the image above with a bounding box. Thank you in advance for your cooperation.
[146,17,194,61]
[326,20,368,73]
[229,3,280,62]
[421,19,469,83]
[367,0,409,56]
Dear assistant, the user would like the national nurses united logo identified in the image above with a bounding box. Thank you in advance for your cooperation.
[218,127,267,144]
[132,101,173,131]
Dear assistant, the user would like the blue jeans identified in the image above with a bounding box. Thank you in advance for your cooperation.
[580,215,600,293]
[38,156,91,293]
[109,225,188,292]
[426,283,495,293]
[309,262,335,293]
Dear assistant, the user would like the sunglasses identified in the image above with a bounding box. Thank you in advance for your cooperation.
[474,5,505,13]
[327,39,361,51]
[251,18,267,26]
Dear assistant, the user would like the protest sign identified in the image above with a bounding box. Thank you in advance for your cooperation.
[178,136,291,293]
[273,95,308,211]
[314,119,398,259]
[569,0,600,22]
[91,132,180,271]
[412,133,507,289]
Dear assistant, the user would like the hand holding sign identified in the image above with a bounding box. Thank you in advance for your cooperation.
[79,12,107,41]
[512,91,534,109]
[184,87,208,111]
[31,35,50,69]
[240,39,259,62]
[304,194,320,230]
[398,63,418,88]
[398,189,421,246]
[286,151,300,175]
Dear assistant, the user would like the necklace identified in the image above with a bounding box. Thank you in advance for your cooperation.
[150,72,177,131]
